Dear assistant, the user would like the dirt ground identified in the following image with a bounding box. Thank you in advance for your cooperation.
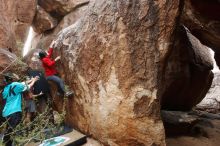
[166,120,220,146]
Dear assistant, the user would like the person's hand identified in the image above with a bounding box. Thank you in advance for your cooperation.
[55,56,61,61]
[34,76,40,82]
[49,40,56,48]
[39,91,44,96]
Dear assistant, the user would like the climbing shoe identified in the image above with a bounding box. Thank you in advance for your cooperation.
[65,91,74,97]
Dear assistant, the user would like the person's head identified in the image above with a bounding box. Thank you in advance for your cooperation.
[3,72,19,84]
[38,51,47,59]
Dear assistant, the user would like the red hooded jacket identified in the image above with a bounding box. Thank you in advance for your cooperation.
[40,48,57,76]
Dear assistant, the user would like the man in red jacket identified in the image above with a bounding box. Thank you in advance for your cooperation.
[38,47,71,97]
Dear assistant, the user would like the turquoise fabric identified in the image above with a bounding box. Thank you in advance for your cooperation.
[2,82,28,117]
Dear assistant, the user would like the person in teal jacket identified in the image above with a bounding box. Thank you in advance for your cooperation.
[2,72,39,146]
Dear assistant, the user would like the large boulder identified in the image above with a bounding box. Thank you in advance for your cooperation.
[0,0,37,54]
[38,0,89,17]
[181,0,220,67]
[31,4,88,50]
[52,0,180,145]
[161,26,214,110]
[32,6,58,34]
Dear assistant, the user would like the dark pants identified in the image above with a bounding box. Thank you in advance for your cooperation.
[46,75,65,94]
[3,112,22,146]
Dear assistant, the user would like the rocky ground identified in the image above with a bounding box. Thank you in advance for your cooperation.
[163,110,220,146]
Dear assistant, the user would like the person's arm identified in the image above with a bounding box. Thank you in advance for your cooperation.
[27,76,39,89]
[25,77,35,84]
[14,82,29,93]
[47,48,53,58]
[32,91,44,98]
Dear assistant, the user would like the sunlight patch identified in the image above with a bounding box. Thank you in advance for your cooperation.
[23,27,34,57]
[209,48,220,73]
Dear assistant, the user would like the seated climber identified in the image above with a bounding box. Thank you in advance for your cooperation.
[38,43,73,97]
[1,72,39,146]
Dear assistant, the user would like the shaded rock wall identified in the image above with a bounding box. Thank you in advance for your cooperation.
[161,26,213,110]
[181,0,220,67]
[52,0,180,145]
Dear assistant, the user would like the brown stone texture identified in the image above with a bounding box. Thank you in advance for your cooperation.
[38,0,89,17]
[31,4,88,50]
[32,6,58,34]
[15,0,37,42]
[161,26,214,110]
[181,0,220,67]
[0,49,17,86]
[0,49,28,85]
[51,0,180,145]
[0,0,37,54]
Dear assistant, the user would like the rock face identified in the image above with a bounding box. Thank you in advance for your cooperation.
[38,0,89,17]
[0,49,28,85]
[0,0,37,54]
[52,0,180,145]
[31,3,88,51]
[181,0,220,67]
[196,72,220,113]
[1,0,218,145]
[161,26,214,110]
[0,49,17,86]
[32,6,58,34]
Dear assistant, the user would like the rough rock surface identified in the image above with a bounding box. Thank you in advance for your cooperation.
[15,0,37,42]
[32,6,58,34]
[38,0,89,17]
[196,72,220,113]
[52,0,180,145]
[0,0,36,54]
[161,26,213,110]
[31,4,88,50]
[181,0,220,67]
[165,110,220,146]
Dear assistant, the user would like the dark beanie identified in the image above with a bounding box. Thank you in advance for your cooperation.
[39,51,47,59]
